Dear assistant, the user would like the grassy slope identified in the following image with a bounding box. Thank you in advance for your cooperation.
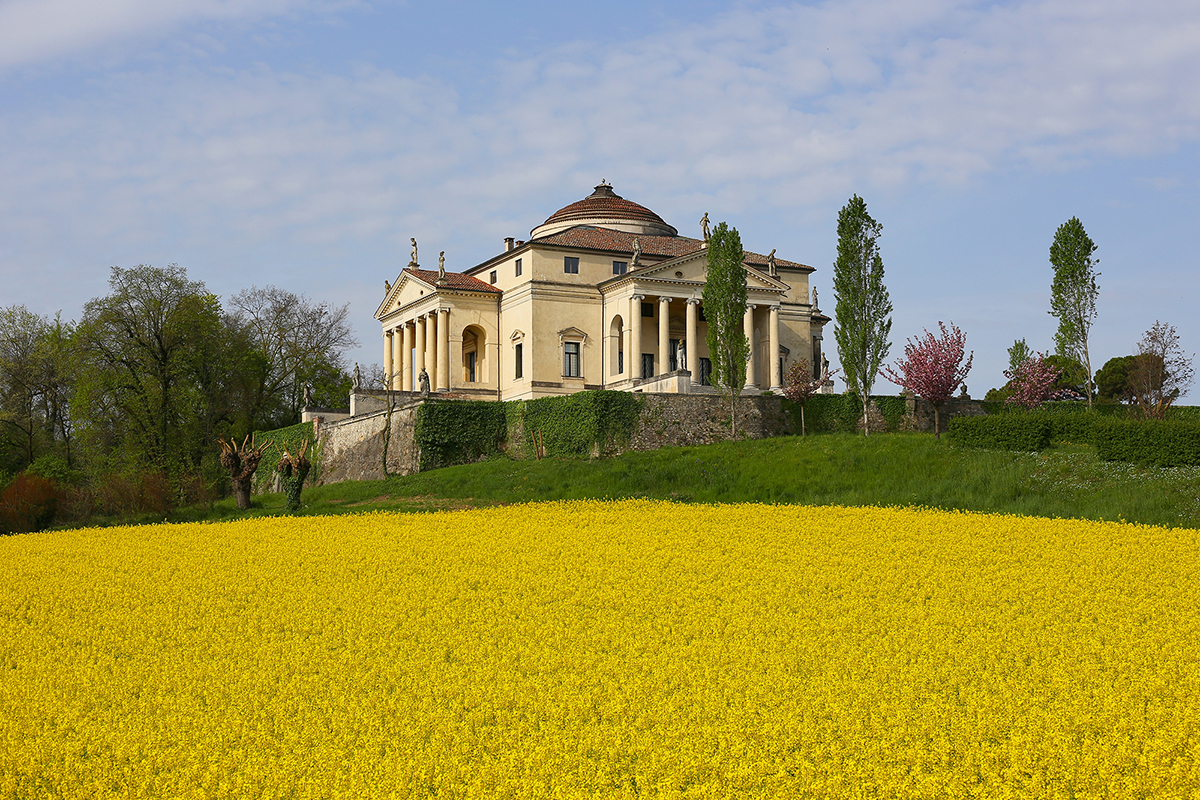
[171,433,1200,529]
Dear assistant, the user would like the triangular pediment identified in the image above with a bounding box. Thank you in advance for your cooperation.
[375,269,435,320]
[618,251,788,291]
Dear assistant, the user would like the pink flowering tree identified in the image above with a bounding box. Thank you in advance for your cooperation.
[783,357,839,437]
[1004,353,1061,409]
[880,321,973,438]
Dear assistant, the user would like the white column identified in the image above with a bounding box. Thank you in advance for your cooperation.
[402,322,414,391]
[437,307,450,391]
[685,299,699,376]
[769,304,782,391]
[744,304,756,388]
[383,329,393,388]
[392,328,403,390]
[630,294,643,381]
[658,296,670,375]
[425,311,437,391]
[415,315,427,381]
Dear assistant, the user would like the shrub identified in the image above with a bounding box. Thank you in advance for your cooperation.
[416,400,509,471]
[511,391,642,460]
[0,473,62,534]
[1093,419,1200,467]
[948,414,1052,451]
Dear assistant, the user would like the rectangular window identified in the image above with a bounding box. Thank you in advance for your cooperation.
[515,343,523,379]
[515,258,522,277]
[618,350,624,375]
[564,257,579,274]
[489,270,497,284]
[467,351,477,382]
[641,353,654,379]
[612,261,627,275]
[641,302,653,318]
[699,357,712,386]
[564,342,581,377]
[669,339,680,372]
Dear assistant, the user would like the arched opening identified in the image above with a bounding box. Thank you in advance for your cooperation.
[609,314,624,377]
[461,325,486,384]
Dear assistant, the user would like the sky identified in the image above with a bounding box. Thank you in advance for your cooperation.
[2,0,1198,397]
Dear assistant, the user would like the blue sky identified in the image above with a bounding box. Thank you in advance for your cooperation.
[2,0,1197,397]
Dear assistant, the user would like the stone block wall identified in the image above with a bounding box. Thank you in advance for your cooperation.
[316,401,422,485]
[626,393,788,451]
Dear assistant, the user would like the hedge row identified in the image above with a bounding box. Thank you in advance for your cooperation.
[414,400,508,471]
[1092,419,1200,467]
[949,412,1200,467]
[947,414,1052,452]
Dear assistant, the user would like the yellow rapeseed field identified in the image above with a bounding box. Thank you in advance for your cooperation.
[2,500,1199,798]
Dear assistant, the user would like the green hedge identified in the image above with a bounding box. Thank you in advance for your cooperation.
[782,394,906,434]
[1093,419,1200,467]
[947,414,1053,451]
[415,400,508,471]
[511,391,642,459]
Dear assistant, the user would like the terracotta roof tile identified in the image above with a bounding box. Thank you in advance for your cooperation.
[405,268,501,294]
[542,184,671,229]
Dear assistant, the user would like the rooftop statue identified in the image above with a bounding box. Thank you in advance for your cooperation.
[438,251,446,281]
[409,238,418,268]
[766,248,777,277]
[700,212,710,242]
[631,237,642,267]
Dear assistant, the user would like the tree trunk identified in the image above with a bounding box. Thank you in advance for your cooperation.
[862,392,870,436]
[934,404,941,440]
[232,479,252,510]
[801,403,807,437]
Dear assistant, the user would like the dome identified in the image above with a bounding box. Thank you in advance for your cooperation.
[530,182,678,239]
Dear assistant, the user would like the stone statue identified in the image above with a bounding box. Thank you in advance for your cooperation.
[821,354,830,384]
[438,251,446,281]
[811,288,819,311]
[418,367,431,396]
[766,248,777,277]
[959,383,969,399]
[302,383,313,408]
[384,279,391,294]
[352,362,362,391]
[409,238,418,267]
[700,212,710,242]
[631,237,642,267]
[677,340,687,371]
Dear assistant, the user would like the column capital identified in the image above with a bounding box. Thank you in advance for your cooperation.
[686,297,701,306]
[631,293,645,302]
[745,302,757,311]
[659,295,671,304]
[770,304,782,312]
[438,306,450,316]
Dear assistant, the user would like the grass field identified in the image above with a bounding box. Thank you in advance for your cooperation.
[164,433,1200,530]
[4,500,1200,797]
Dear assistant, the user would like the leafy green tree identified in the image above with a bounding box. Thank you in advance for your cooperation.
[833,195,892,435]
[703,221,750,435]
[73,265,239,480]
[1049,217,1099,408]
[1043,354,1087,393]
[1095,355,1135,402]
[1007,338,1032,375]
[0,306,74,474]
[1130,320,1194,419]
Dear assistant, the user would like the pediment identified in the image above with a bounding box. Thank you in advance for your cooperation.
[375,270,434,319]
[628,251,788,291]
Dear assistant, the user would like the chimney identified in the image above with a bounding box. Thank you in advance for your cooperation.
[504,237,515,252]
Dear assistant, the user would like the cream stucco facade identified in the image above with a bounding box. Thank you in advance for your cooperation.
[374,183,829,401]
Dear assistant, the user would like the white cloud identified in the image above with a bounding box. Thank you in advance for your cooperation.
[0,0,355,69]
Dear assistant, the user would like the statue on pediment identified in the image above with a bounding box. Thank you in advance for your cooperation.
[409,238,419,268]
[438,251,446,281]
[700,212,710,242]
[631,237,642,267]
[766,249,778,277]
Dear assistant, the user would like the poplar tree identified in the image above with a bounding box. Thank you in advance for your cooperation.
[1049,217,1099,408]
[833,195,892,435]
[703,221,750,435]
